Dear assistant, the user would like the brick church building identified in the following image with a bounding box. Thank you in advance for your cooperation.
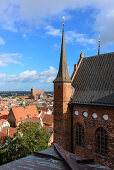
[53,23,114,168]
[30,87,46,100]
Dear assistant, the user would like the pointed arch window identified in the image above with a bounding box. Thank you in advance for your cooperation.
[76,123,84,147]
[96,128,108,156]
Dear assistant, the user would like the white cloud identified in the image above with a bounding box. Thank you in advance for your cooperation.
[0,37,5,45]
[3,24,17,32]
[76,37,96,45]
[65,31,96,45]
[94,6,114,45]
[0,74,6,79]
[6,66,57,83]
[7,70,38,82]
[0,0,114,44]
[0,53,23,66]
[45,26,96,45]
[45,25,61,36]
[47,76,55,83]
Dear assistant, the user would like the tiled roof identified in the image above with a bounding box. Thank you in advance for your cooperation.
[9,105,39,122]
[35,90,44,94]
[24,117,40,123]
[71,53,114,106]
[0,132,7,137]
[1,127,18,138]
[0,110,9,115]
[0,115,8,120]
[43,114,53,125]
[0,119,7,126]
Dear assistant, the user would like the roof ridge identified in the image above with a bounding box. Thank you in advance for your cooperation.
[84,52,114,59]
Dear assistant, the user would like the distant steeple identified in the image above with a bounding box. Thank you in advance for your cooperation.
[98,35,100,56]
[54,17,71,83]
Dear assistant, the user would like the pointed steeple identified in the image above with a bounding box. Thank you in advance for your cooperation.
[54,18,71,83]
[98,35,100,56]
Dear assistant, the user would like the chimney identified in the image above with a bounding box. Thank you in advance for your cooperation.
[71,53,84,81]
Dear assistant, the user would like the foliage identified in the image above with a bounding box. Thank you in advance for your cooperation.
[0,122,50,165]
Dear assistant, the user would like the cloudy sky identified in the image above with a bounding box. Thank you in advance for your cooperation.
[0,0,114,91]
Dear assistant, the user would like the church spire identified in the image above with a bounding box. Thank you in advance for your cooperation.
[98,35,100,56]
[54,17,71,83]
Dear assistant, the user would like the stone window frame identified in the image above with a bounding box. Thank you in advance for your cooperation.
[96,127,108,156]
[76,123,84,147]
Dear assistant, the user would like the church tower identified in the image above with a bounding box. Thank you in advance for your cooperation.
[31,87,35,98]
[53,19,72,151]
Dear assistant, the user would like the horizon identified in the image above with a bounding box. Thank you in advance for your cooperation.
[0,0,114,91]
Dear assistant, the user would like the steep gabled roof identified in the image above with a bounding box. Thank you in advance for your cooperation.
[71,52,114,106]
[10,105,39,122]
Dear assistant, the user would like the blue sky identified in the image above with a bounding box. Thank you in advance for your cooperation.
[0,0,114,91]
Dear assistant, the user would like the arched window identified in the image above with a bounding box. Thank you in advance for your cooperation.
[76,123,84,147]
[96,128,108,156]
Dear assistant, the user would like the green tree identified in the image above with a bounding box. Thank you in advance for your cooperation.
[0,122,50,164]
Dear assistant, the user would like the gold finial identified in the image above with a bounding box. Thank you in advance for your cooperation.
[62,16,65,26]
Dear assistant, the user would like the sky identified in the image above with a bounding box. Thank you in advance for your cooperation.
[0,0,114,91]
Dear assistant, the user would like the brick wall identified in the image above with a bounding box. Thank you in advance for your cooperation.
[54,82,71,151]
[72,105,114,168]
[8,110,16,126]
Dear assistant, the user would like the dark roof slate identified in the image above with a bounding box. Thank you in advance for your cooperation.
[71,52,114,106]
[0,143,110,169]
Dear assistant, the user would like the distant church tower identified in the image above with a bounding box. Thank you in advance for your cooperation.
[53,18,72,151]
[31,87,35,98]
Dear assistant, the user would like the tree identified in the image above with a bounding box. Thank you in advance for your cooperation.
[0,122,50,164]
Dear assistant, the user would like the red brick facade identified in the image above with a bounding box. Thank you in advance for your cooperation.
[53,24,114,169]
[54,82,71,151]
[31,87,45,100]
[71,104,114,168]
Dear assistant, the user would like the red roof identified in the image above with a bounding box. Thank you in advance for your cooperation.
[40,111,45,120]
[0,109,9,115]
[35,90,44,94]
[42,114,53,125]
[24,117,40,123]
[0,119,7,126]
[10,105,39,122]
[40,106,53,112]
[0,132,7,137]
[1,127,18,138]
[0,115,8,120]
